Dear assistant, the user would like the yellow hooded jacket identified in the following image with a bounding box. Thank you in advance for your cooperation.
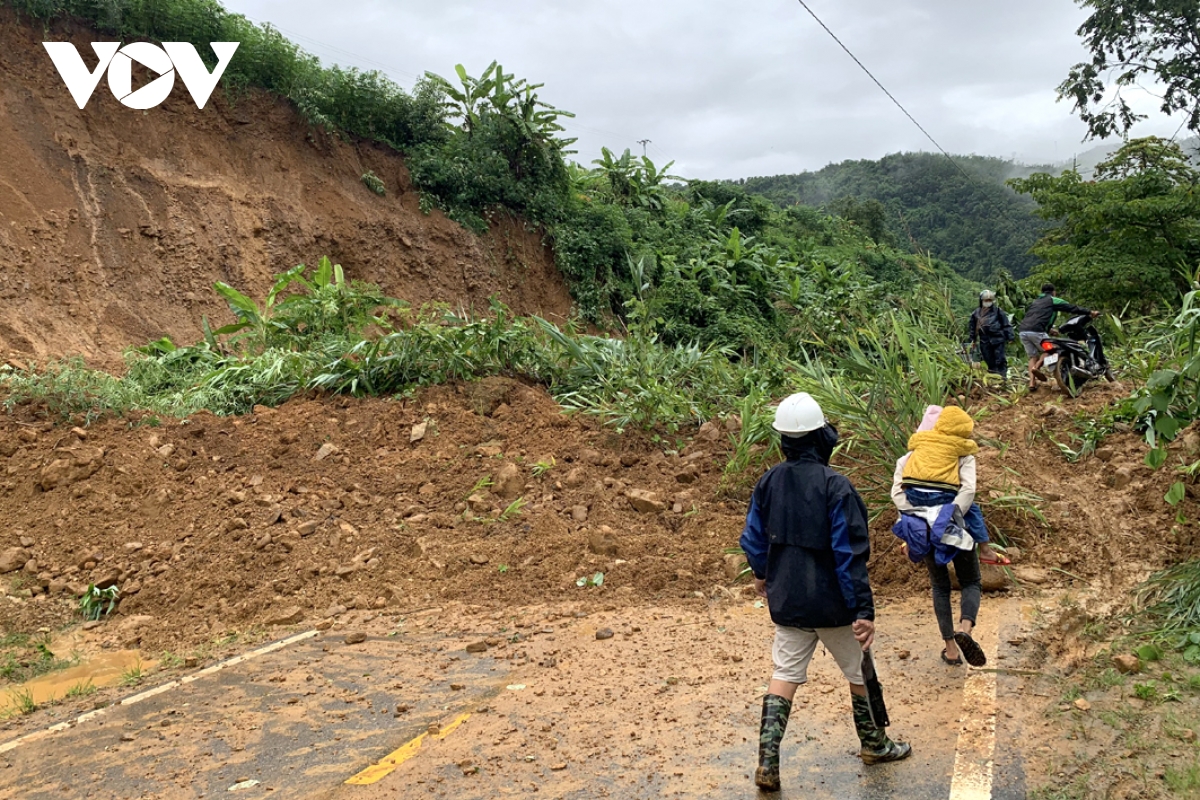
[901,406,978,489]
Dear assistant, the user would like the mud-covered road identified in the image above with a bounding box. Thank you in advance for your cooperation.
[0,594,1039,799]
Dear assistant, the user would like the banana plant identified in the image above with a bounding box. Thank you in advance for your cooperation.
[213,264,306,352]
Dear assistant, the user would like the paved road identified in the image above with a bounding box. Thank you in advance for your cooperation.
[0,597,1033,799]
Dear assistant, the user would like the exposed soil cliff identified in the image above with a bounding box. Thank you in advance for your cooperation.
[0,7,573,367]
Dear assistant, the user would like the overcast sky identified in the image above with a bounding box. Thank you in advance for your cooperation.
[219,0,1186,180]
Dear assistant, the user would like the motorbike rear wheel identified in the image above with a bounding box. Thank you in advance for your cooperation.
[1055,357,1087,397]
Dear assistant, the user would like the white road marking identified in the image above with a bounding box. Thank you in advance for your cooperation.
[947,623,999,800]
[0,629,318,755]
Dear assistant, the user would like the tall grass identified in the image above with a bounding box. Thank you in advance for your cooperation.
[788,304,974,503]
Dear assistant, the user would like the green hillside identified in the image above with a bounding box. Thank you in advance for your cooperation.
[735,153,1054,284]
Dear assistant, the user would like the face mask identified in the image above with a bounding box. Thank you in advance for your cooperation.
[982,301,994,308]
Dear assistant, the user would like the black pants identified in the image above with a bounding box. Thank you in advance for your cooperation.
[978,339,1008,379]
[925,549,982,641]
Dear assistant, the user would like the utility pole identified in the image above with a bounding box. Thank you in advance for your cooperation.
[637,139,651,157]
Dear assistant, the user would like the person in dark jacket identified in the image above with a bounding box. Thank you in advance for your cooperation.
[740,393,911,792]
[968,290,1014,383]
[1017,283,1099,391]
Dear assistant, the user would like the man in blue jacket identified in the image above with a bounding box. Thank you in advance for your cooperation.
[740,393,911,792]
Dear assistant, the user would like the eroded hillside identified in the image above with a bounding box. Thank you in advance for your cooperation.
[0,8,572,366]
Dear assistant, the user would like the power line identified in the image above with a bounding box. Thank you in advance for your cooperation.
[793,0,975,183]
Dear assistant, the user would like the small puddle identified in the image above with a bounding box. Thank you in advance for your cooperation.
[1,651,154,713]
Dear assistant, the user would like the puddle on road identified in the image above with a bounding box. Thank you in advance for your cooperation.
[1,651,153,713]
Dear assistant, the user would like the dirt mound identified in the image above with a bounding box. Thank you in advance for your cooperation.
[3,376,1191,664]
[0,8,572,367]
[0,378,755,655]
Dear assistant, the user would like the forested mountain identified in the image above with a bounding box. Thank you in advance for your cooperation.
[734,153,1056,283]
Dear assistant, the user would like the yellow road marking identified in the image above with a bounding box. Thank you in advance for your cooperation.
[345,713,471,786]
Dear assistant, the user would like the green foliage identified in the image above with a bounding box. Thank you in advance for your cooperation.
[787,298,975,504]
[1059,0,1200,141]
[79,584,119,621]
[120,661,144,687]
[738,152,1050,282]
[1138,561,1200,654]
[360,171,386,196]
[1126,284,1200,445]
[1009,138,1200,311]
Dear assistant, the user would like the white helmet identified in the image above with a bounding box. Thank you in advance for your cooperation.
[772,392,826,435]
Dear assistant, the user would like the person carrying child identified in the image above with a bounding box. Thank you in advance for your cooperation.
[890,405,1001,667]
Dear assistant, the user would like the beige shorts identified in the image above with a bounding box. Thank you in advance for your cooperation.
[772,624,864,685]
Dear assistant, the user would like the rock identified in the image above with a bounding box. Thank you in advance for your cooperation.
[466,493,491,514]
[18,536,33,549]
[1095,447,1115,462]
[466,641,489,654]
[1073,698,1092,712]
[980,564,1011,592]
[122,542,144,553]
[335,564,358,579]
[588,532,619,557]
[723,414,743,433]
[344,631,367,645]
[224,518,248,533]
[723,553,746,581]
[450,683,465,691]
[619,454,640,468]
[1109,467,1133,490]
[469,554,489,566]
[626,489,665,514]
[595,628,615,640]
[563,467,586,488]
[314,443,339,462]
[0,548,30,574]
[297,520,320,537]
[93,567,120,590]
[1005,546,1023,563]
[410,422,428,443]
[37,447,104,490]
[897,650,911,660]
[675,464,700,484]
[698,421,723,442]
[1012,566,1050,586]
[266,606,304,626]
[495,463,523,500]
[1183,431,1200,457]
[571,505,589,523]
[1112,653,1141,674]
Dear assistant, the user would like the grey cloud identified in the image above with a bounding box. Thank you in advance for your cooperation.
[223,0,1188,179]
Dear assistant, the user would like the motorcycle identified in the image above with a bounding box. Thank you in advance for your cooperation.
[1039,314,1113,397]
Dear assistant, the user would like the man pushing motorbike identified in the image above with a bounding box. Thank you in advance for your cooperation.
[1016,283,1099,392]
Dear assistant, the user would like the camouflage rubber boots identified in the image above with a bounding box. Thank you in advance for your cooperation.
[851,694,912,765]
[754,693,792,791]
